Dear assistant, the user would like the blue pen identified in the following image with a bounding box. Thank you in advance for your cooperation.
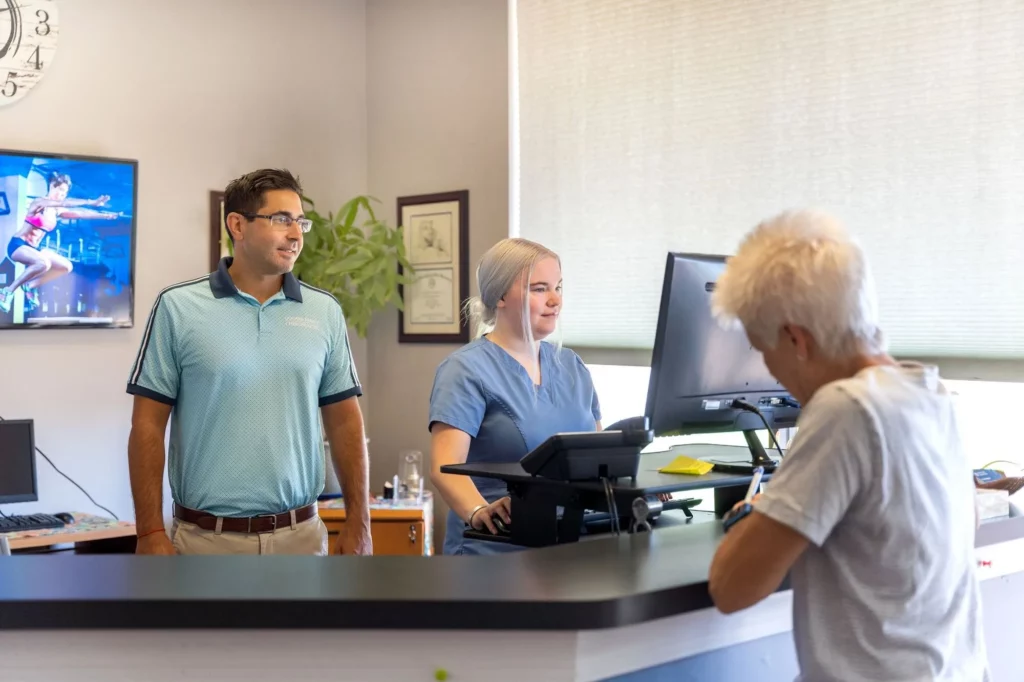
[723,466,763,532]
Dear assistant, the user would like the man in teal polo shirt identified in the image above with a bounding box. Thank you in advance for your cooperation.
[126,168,371,555]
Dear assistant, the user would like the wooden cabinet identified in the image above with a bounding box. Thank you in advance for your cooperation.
[318,495,433,556]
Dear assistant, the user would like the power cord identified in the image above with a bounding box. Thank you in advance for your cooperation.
[602,477,621,535]
[981,460,1021,472]
[0,415,119,520]
[731,399,786,460]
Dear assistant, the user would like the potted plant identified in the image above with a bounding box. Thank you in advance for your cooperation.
[292,195,413,337]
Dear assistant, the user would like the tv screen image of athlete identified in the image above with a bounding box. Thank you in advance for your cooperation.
[0,171,118,314]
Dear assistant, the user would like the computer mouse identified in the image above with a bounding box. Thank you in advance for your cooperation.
[54,512,75,525]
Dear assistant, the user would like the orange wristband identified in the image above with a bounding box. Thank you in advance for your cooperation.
[136,528,165,540]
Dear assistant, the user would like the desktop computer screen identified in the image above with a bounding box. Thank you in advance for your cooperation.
[644,253,801,472]
[0,419,37,504]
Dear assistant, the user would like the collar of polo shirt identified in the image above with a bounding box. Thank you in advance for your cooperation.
[209,257,303,302]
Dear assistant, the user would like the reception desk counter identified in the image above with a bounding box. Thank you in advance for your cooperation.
[2,510,1023,681]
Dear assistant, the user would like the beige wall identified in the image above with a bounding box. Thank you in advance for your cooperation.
[365,0,509,545]
[0,0,368,520]
[0,0,506,539]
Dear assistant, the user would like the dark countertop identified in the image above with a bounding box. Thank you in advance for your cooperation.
[0,511,726,631]
[2,504,1021,632]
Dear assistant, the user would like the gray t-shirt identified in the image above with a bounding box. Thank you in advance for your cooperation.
[757,363,988,682]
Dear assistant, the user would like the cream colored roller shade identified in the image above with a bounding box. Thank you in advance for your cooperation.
[513,0,1024,358]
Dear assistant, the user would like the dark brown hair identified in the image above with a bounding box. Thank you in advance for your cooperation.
[223,169,303,241]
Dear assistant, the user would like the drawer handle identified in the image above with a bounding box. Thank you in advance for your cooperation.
[409,524,417,543]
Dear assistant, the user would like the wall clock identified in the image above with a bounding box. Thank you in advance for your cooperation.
[0,0,59,107]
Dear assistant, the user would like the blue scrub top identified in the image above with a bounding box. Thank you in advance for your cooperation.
[429,337,602,555]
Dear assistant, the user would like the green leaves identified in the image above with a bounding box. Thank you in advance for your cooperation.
[294,195,414,338]
[326,250,374,275]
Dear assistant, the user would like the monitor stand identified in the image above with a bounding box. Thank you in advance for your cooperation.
[705,431,779,516]
[708,430,779,475]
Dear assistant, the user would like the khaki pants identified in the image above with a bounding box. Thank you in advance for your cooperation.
[170,514,329,555]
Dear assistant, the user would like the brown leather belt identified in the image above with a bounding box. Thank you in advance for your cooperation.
[173,502,319,534]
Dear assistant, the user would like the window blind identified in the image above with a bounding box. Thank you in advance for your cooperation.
[513,0,1024,358]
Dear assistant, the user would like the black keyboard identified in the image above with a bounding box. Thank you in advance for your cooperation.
[0,513,66,532]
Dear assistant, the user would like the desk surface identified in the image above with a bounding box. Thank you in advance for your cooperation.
[442,444,776,494]
[318,495,431,522]
[1,511,1022,631]
[2,513,136,551]
[0,514,723,630]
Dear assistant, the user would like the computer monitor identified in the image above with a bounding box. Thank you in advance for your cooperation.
[644,253,801,472]
[0,419,37,504]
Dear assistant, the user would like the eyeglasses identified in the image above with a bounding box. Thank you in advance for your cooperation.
[243,213,313,233]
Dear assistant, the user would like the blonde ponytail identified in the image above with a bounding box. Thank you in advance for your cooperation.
[462,295,496,339]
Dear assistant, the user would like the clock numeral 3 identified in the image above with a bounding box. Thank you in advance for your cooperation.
[1,71,17,98]
[26,45,41,70]
[35,9,50,37]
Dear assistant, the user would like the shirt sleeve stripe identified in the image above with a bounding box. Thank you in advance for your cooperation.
[129,277,207,387]
[128,296,165,386]
[126,383,176,406]
[318,386,362,407]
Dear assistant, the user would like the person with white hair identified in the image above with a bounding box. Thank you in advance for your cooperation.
[428,237,602,555]
[707,210,988,681]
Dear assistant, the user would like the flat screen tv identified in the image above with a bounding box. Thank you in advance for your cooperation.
[0,148,137,328]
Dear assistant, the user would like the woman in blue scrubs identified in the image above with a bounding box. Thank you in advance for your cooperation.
[428,238,602,555]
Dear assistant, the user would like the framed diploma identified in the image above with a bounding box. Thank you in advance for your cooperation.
[208,190,229,273]
[397,190,469,344]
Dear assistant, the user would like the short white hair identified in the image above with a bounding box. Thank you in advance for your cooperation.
[711,209,886,360]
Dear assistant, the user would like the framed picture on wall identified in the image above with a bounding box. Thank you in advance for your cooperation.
[208,190,230,272]
[397,190,470,344]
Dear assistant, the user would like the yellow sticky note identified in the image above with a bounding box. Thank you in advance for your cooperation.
[658,455,714,476]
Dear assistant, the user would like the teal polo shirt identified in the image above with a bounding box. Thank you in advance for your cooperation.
[126,258,362,517]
